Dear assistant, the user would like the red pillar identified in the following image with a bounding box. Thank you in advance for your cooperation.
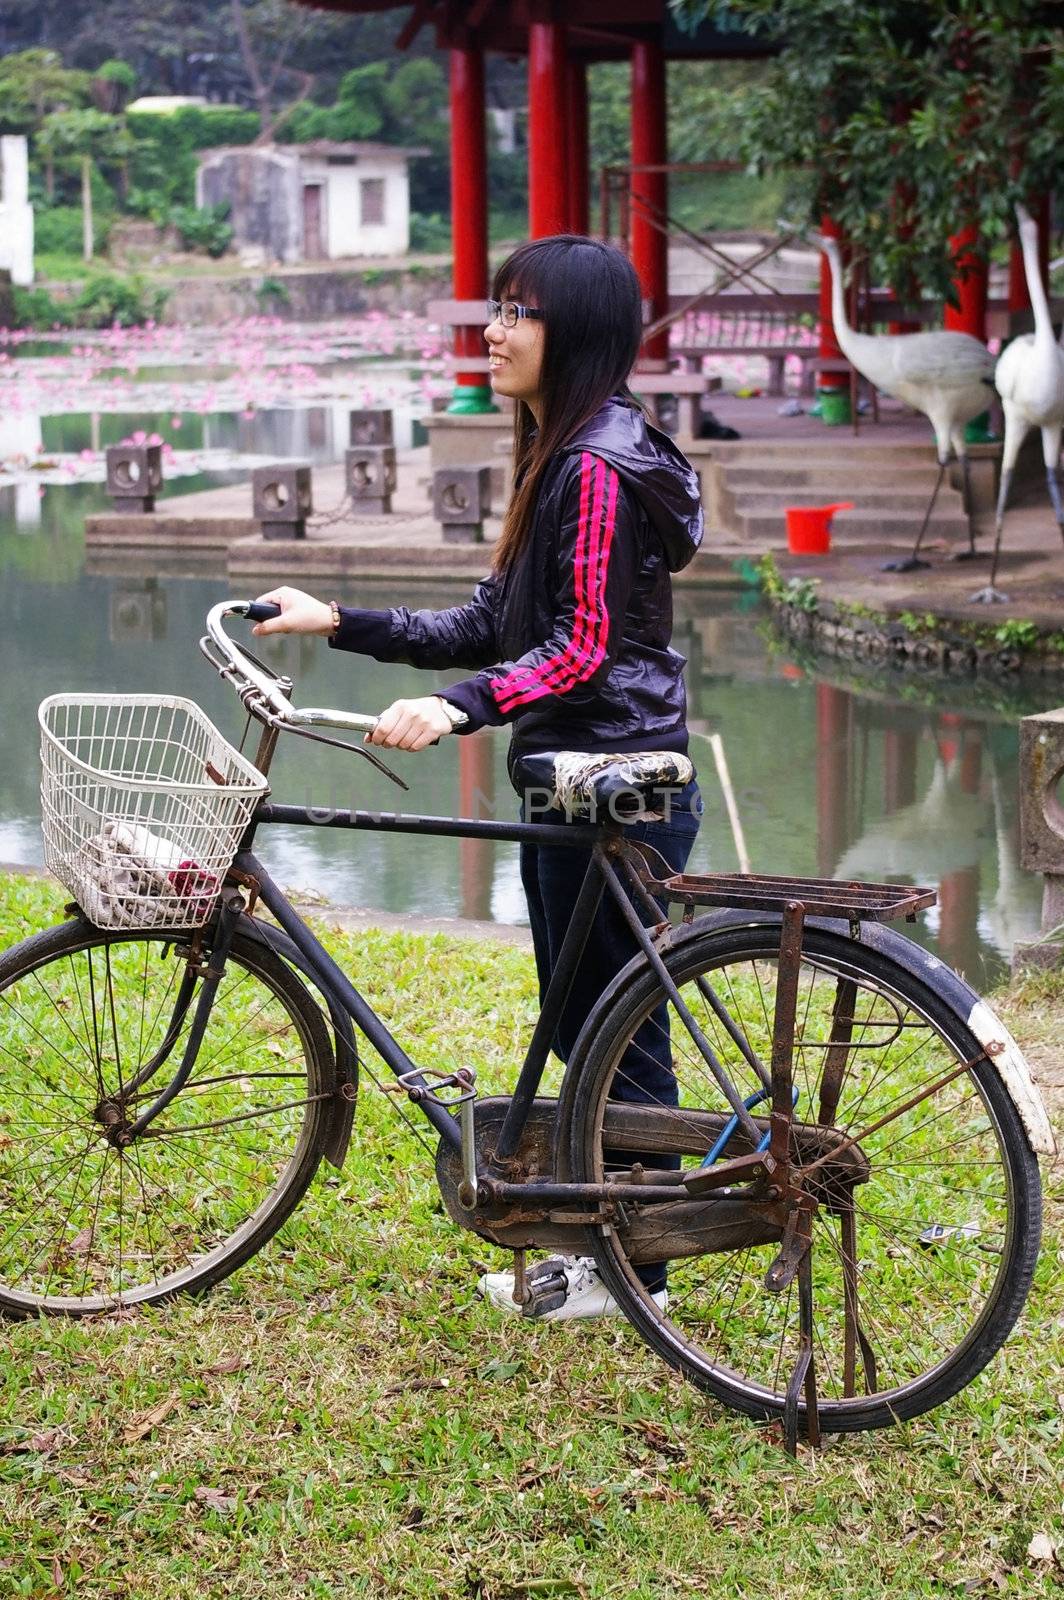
[447,41,493,414]
[939,723,982,975]
[944,222,990,440]
[1008,193,1050,316]
[815,684,851,876]
[817,214,851,424]
[882,727,918,814]
[528,19,569,238]
[631,34,668,361]
[566,57,590,236]
[944,223,988,340]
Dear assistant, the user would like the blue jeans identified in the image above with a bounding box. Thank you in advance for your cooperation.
[519,778,702,1293]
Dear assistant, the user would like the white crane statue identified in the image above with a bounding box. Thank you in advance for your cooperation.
[969,202,1064,604]
[816,231,996,573]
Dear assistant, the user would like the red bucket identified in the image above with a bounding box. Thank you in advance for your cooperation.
[785,502,854,556]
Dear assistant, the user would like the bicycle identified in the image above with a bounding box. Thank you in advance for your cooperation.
[0,599,1053,1454]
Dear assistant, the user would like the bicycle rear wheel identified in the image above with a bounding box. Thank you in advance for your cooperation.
[564,922,1041,1433]
[0,917,333,1316]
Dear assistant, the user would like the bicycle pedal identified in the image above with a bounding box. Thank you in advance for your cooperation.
[518,1257,569,1319]
[521,1271,568,1319]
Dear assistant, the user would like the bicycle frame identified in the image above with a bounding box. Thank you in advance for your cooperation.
[230,801,742,1207]
[125,782,945,1247]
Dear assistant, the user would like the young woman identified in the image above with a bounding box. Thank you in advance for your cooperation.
[252,234,704,1319]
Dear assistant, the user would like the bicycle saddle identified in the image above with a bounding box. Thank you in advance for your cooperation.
[513,749,694,820]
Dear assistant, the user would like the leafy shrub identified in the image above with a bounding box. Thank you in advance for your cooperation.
[10,285,72,329]
[127,105,259,212]
[255,277,291,308]
[409,212,450,252]
[69,273,168,327]
[94,60,136,91]
[168,202,233,258]
[34,204,113,257]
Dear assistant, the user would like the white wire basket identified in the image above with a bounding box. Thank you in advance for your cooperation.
[39,693,269,930]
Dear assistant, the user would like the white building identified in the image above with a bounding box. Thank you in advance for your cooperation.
[127,96,212,114]
[0,136,34,286]
[196,141,426,263]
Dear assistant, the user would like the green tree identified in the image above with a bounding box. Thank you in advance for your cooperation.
[330,62,389,140]
[91,58,137,114]
[671,0,1064,298]
[0,48,88,137]
[37,108,132,260]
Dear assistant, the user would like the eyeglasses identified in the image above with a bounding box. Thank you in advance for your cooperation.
[486,299,545,328]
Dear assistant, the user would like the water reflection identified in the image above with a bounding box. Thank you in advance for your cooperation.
[109,580,167,645]
[1,479,1061,986]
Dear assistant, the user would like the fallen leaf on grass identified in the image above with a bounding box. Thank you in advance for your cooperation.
[194,1485,238,1514]
[627,1419,686,1460]
[383,1377,450,1397]
[1027,1532,1056,1563]
[122,1393,179,1444]
[2,1425,74,1456]
[500,1582,585,1598]
[205,1356,246,1376]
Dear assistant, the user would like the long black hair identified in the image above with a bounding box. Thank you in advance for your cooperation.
[491,235,643,570]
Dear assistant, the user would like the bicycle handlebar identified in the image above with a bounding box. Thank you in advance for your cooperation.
[204,600,380,733]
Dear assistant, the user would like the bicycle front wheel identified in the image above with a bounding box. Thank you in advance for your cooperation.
[565,922,1041,1433]
[0,917,334,1316]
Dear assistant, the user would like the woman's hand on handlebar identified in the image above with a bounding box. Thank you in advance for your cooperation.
[369,696,456,752]
[251,586,334,637]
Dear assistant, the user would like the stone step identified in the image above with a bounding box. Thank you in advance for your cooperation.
[727,486,964,513]
[733,506,971,543]
[721,463,947,491]
[704,438,943,467]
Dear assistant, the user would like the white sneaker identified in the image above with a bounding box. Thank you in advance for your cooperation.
[476,1255,667,1321]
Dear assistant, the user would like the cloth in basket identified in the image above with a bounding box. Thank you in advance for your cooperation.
[79,818,220,929]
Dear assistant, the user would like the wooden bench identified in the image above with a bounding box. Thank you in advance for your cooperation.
[628,370,722,436]
[675,344,809,396]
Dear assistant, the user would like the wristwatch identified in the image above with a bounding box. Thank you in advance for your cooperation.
[435,696,469,731]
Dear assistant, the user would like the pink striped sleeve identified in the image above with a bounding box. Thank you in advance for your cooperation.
[489,452,620,714]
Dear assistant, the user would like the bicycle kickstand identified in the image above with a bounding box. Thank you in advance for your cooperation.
[767,1207,821,1457]
[385,1066,478,1207]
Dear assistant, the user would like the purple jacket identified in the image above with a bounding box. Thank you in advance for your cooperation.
[329,397,704,763]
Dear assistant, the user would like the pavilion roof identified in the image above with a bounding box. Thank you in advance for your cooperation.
[286,0,774,61]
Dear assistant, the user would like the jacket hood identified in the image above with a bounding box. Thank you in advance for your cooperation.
[564,397,704,571]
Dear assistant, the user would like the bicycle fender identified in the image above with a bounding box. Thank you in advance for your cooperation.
[236,914,358,1168]
[565,910,1055,1161]
[856,921,1056,1159]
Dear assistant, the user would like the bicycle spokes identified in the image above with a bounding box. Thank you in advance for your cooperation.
[0,927,330,1313]
[574,924,1029,1436]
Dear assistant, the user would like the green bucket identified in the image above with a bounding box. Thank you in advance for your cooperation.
[963,411,996,445]
[816,386,852,427]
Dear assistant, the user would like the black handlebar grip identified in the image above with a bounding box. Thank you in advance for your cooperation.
[244,602,282,623]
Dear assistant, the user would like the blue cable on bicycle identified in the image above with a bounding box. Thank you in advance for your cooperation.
[700,1083,799,1166]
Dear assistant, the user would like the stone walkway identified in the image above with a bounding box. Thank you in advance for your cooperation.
[83,392,1064,620]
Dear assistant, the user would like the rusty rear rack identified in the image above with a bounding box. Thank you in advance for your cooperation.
[635,867,937,924]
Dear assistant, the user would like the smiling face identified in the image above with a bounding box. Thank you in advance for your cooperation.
[484,295,546,417]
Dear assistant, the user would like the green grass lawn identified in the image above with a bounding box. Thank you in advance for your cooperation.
[0,871,1061,1599]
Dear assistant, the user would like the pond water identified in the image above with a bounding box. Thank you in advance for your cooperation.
[1,388,1061,990]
